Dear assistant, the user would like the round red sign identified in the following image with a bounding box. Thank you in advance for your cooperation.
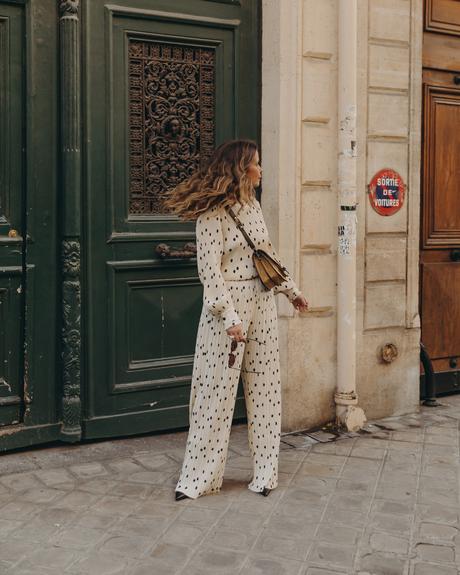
[368,169,405,216]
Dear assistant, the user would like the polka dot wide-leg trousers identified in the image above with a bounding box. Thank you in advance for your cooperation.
[175,278,281,499]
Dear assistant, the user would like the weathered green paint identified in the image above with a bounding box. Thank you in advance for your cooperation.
[0,3,24,429]
[0,423,61,451]
[1,0,60,451]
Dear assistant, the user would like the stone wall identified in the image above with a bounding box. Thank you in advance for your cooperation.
[261,0,422,431]
[356,0,422,419]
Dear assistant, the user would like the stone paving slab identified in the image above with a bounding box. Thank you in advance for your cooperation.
[0,395,459,574]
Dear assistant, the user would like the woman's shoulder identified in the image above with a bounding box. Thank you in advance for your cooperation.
[196,204,224,225]
[249,198,263,215]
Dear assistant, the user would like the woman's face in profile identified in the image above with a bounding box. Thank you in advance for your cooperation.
[246,150,262,188]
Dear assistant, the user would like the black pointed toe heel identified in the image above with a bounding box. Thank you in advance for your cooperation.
[175,491,189,501]
[261,487,271,497]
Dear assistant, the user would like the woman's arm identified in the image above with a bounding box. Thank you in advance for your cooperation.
[196,208,241,330]
[270,248,302,302]
[269,243,309,311]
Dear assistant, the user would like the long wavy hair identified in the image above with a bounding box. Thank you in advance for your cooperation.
[163,139,258,220]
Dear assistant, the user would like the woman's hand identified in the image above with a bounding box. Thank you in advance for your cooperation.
[292,295,309,313]
[226,323,246,342]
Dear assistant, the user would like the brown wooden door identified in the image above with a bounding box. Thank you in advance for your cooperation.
[421,0,460,393]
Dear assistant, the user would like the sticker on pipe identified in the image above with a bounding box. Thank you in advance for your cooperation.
[368,169,405,216]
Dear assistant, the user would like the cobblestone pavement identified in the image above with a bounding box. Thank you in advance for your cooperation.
[0,395,459,575]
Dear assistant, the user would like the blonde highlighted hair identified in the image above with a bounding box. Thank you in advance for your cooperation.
[163,139,258,220]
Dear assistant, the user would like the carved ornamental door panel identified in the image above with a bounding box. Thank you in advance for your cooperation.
[84,0,260,437]
[421,0,460,394]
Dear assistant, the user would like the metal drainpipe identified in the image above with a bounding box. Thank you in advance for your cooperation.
[335,0,366,431]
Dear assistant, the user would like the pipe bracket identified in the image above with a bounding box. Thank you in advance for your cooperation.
[334,391,358,406]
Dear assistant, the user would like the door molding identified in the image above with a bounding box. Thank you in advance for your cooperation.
[422,83,460,248]
[105,4,241,28]
[59,0,82,441]
[425,0,460,37]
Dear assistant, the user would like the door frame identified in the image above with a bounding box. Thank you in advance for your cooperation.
[419,0,460,396]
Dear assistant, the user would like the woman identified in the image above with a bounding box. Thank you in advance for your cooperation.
[165,140,308,500]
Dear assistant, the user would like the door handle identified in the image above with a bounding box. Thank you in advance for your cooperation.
[1,229,20,240]
[450,249,460,262]
[155,242,197,259]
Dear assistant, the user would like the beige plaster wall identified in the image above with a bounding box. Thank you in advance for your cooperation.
[262,0,422,432]
[356,0,422,420]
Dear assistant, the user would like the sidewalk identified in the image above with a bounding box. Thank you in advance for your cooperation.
[0,395,459,575]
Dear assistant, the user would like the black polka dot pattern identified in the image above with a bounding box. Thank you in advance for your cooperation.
[175,199,301,500]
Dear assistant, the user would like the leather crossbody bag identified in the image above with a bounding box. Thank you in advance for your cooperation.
[226,207,289,291]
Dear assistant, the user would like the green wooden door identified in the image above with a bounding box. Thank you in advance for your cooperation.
[0,2,24,428]
[0,0,59,449]
[84,0,260,438]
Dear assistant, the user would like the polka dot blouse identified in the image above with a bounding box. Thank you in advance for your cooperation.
[196,198,301,330]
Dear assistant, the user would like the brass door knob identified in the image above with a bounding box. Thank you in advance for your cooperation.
[450,249,460,262]
[155,243,197,259]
